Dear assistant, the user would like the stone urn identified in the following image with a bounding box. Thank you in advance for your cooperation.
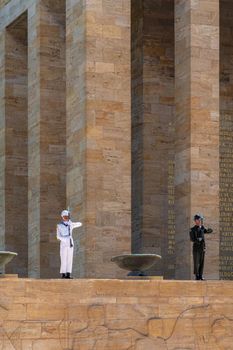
[0,251,17,272]
[111,254,161,276]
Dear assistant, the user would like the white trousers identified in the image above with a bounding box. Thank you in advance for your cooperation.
[60,244,74,274]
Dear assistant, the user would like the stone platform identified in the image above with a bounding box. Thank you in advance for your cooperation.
[0,279,232,349]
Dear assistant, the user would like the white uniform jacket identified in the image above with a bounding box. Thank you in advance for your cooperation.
[56,220,82,247]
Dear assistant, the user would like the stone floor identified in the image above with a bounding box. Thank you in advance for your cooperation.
[0,278,232,349]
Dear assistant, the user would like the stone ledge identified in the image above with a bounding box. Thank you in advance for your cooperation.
[0,274,18,278]
[0,279,232,349]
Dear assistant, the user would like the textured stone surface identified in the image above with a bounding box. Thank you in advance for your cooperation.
[39,0,66,278]
[5,12,28,277]
[0,0,233,281]
[0,279,232,349]
[66,0,86,278]
[0,0,131,279]
[0,16,6,255]
[66,0,131,278]
[28,0,66,278]
[27,0,41,278]
[175,0,220,279]
[0,0,67,278]
[85,0,131,278]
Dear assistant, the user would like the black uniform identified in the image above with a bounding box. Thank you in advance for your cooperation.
[189,225,213,280]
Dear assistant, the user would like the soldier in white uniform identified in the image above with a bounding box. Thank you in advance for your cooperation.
[56,210,82,279]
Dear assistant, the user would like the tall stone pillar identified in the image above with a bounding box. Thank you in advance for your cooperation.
[5,13,28,276]
[28,0,66,278]
[66,0,131,278]
[0,30,5,254]
[66,0,86,277]
[175,0,219,279]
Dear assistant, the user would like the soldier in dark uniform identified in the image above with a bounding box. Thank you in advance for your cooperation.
[190,214,213,280]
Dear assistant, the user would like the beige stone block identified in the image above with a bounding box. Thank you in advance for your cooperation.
[102,25,122,39]
[149,318,195,342]
[92,280,160,297]
[86,23,102,37]
[106,304,159,320]
[0,281,26,299]
[68,305,88,320]
[86,12,96,25]
[87,305,105,326]
[107,318,147,336]
[79,296,117,305]
[159,281,206,297]
[211,303,233,319]
[95,62,115,73]
[193,317,211,337]
[148,318,163,338]
[6,304,26,321]
[115,297,139,304]
[159,303,190,319]
[21,340,33,350]
[206,282,233,297]
[69,320,90,339]
[135,337,167,350]
[168,296,204,305]
[86,0,102,11]
[20,322,41,339]
[104,338,133,350]
[33,339,63,350]
[0,339,16,349]
[26,304,65,321]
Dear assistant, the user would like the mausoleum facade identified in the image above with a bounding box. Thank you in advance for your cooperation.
[0,0,232,281]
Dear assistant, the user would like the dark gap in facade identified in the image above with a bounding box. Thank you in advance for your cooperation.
[131,0,175,278]
[5,12,28,276]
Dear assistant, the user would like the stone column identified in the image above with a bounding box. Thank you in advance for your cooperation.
[5,12,28,276]
[175,0,219,279]
[0,30,5,253]
[28,1,41,278]
[66,0,86,277]
[66,0,131,278]
[28,0,66,278]
[39,0,66,278]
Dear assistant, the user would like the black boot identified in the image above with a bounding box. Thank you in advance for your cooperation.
[65,272,73,279]
[195,274,200,280]
[199,276,205,281]
[61,273,66,279]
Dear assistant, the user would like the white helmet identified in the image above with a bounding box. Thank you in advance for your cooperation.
[61,210,70,218]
